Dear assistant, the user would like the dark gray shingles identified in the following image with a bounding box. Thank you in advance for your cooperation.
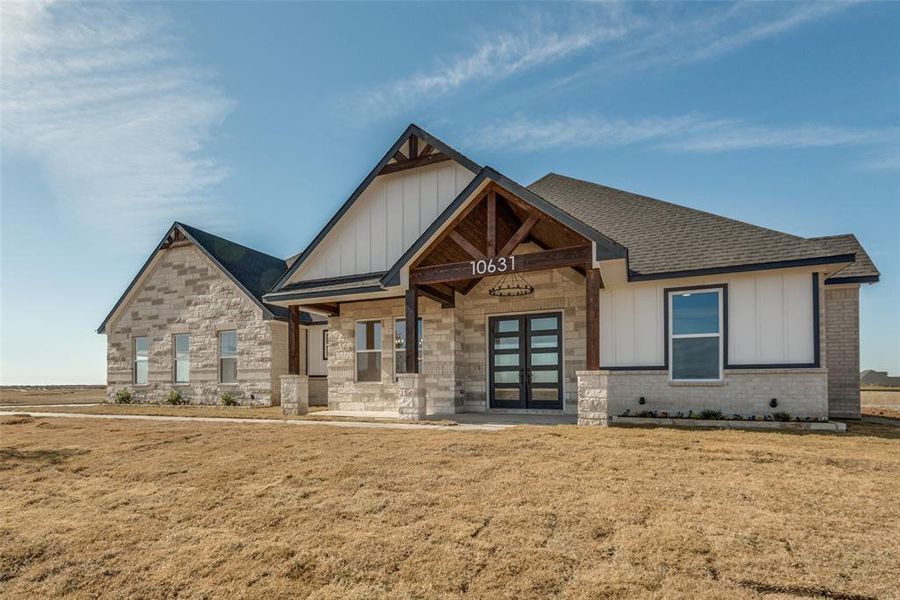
[528,173,851,277]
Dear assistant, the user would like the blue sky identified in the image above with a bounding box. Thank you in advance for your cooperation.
[1,1,898,384]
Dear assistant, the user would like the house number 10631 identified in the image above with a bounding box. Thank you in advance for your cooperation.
[470,256,516,276]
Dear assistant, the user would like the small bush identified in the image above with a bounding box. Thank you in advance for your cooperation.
[699,409,723,420]
[221,392,239,407]
[772,411,791,422]
[115,389,134,404]
[165,389,187,406]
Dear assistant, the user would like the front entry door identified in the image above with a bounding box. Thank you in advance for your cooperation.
[489,313,563,410]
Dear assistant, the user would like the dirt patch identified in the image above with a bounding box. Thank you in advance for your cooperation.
[0,387,104,406]
[1,416,897,598]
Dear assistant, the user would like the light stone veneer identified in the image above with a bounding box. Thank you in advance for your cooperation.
[396,373,427,420]
[577,371,609,426]
[281,375,309,415]
[105,243,285,406]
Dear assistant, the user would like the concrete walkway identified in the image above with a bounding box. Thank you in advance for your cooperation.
[0,410,514,432]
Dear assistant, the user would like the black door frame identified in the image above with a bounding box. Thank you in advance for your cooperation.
[487,311,564,410]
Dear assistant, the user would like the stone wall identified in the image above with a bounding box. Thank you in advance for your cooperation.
[601,368,829,419]
[105,243,278,406]
[824,285,861,418]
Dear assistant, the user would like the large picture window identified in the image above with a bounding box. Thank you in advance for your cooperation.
[394,318,423,378]
[219,330,237,384]
[355,321,382,382]
[173,334,190,383]
[133,337,149,384]
[669,288,723,381]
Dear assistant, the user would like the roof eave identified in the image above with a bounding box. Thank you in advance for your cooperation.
[627,253,857,282]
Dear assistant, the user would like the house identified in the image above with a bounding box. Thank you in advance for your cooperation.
[97,223,328,406]
[100,124,879,423]
[860,370,900,387]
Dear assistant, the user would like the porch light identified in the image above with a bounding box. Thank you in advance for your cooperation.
[488,272,534,297]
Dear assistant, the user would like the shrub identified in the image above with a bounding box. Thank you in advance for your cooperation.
[699,409,723,420]
[221,392,239,407]
[772,411,791,422]
[115,389,134,404]
[165,389,187,406]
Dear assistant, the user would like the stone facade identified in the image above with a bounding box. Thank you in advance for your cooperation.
[105,243,284,406]
[281,375,309,415]
[824,285,861,419]
[577,371,609,426]
[396,373,427,420]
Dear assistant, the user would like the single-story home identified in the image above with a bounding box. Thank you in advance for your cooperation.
[99,124,879,424]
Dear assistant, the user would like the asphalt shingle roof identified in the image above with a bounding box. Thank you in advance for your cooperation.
[528,173,855,278]
[275,273,386,298]
[808,234,880,281]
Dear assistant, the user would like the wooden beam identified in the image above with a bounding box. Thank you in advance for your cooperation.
[486,190,496,257]
[408,135,418,160]
[392,150,408,163]
[405,287,419,374]
[410,189,488,270]
[288,306,301,375]
[418,143,433,157]
[304,302,340,317]
[449,231,485,260]
[418,284,455,308]
[586,269,601,371]
[410,245,592,286]
[380,152,451,175]
[498,214,539,257]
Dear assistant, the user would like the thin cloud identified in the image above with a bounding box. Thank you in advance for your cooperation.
[473,114,898,155]
[1,2,235,240]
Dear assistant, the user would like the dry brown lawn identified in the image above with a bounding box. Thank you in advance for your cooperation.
[0,387,104,406]
[1,414,898,599]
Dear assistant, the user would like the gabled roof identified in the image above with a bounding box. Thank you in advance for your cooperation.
[809,234,880,284]
[378,167,628,287]
[270,124,482,293]
[97,222,318,334]
[528,173,856,280]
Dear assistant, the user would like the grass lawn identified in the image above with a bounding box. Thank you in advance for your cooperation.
[1,413,898,599]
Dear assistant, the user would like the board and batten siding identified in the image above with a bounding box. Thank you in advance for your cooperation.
[306,324,328,377]
[599,270,815,367]
[294,162,476,281]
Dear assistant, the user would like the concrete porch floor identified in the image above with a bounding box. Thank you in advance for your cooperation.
[314,410,577,426]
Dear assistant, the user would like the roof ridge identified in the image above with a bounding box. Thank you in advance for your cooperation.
[532,173,839,256]
[175,222,286,264]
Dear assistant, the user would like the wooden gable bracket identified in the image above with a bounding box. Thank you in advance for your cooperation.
[379,134,450,175]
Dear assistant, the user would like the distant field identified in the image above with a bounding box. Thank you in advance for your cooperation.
[861,389,900,420]
[1,412,897,598]
[0,386,104,406]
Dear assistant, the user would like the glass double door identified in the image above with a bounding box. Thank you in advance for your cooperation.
[488,312,563,410]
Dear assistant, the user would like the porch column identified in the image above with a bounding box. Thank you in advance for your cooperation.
[577,371,609,426]
[397,374,427,420]
[288,305,301,375]
[281,375,309,416]
[405,286,419,373]
[586,268,601,371]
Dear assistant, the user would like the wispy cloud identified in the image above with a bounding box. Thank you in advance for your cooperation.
[472,114,899,157]
[1,2,234,239]
[353,2,855,115]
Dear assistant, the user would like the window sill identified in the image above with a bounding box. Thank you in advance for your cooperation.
[668,380,726,387]
[218,383,240,387]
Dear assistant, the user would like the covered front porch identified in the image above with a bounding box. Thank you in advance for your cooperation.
[276,173,623,425]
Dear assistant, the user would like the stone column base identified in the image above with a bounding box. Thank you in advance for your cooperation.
[577,371,609,426]
[281,375,309,416]
[396,373,427,421]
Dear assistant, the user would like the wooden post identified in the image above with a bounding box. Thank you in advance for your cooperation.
[405,286,419,374]
[486,190,496,257]
[586,269,601,371]
[288,306,301,375]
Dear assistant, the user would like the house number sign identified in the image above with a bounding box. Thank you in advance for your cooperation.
[470,255,516,276]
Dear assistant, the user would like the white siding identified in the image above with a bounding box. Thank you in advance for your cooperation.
[293,162,475,281]
[599,270,815,367]
[307,325,328,377]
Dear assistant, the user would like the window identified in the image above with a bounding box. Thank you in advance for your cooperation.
[173,334,190,383]
[394,318,423,377]
[322,329,328,361]
[219,330,237,383]
[133,337,149,384]
[355,321,382,382]
[669,289,723,381]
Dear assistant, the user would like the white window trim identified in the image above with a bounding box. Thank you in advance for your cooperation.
[393,317,423,380]
[668,288,724,383]
[218,330,238,384]
[354,319,383,383]
[133,336,149,386]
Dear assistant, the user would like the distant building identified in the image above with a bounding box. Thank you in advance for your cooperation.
[860,370,900,387]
